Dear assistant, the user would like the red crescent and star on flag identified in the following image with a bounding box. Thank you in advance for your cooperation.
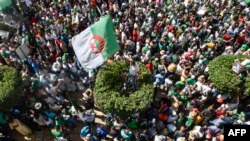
[89,35,105,54]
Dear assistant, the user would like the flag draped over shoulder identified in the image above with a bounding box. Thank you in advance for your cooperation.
[72,15,120,70]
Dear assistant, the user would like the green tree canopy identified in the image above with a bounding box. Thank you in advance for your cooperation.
[0,66,21,111]
[94,61,154,117]
[208,55,250,95]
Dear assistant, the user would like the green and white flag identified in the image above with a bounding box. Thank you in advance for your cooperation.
[72,16,120,70]
[0,0,12,10]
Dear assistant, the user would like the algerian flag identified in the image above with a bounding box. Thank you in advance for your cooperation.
[0,0,12,10]
[72,16,120,70]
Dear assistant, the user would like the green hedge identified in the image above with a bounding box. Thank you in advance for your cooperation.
[245,78,250,96]
[94,61,154,117]
[0,66,21,111]
[208,55,248,94]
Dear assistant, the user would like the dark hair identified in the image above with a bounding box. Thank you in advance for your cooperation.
[86,91,91,95]
[56,125,60,130]
[131,60,135,65]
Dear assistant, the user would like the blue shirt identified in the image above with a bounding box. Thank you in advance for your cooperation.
[45,111,56,119]
[96,127,107,137]
[155,74,164,83]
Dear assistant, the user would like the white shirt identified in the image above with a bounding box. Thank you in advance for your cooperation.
[154,135,166,141]
[121,32,127,44]
[241,59,250,66]
[52,61,61,72]
[164,78,173,87]
[129,64,139,76]
[196,81,211,94]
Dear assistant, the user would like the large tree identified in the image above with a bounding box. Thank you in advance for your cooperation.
[94,61,154,117]
[0,66,22,111]
[208,55,250,96]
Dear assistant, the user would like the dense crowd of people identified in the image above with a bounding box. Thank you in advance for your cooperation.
[0,0,250,141]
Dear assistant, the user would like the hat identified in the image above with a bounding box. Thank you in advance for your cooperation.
[189,111,197,119]
[35,102,42,110]
[160,50,166,55]
[241,44,249,51]
[169,90,179,96]
[207,42,215,49]
[180,95,187,102]
[171,55,179,62]
[175,81,185,88]
[186,78,196,85]
[168,63,176,72]
[202,59,209,65]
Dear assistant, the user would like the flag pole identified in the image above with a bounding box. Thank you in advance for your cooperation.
[96,5,103,16]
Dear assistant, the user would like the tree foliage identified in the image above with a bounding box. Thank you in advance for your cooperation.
[94,61,154,117]
[0,66,22,111]
[244,78,250,96]
[208,55,248,95]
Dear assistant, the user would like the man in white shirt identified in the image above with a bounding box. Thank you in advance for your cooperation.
[129,60,139,91]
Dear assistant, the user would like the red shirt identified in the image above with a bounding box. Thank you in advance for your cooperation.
[223,34,232,41]
[236,34,246,45]
[92,0,97,6]
[132,29,138,42]
[146,62,154,71]
[55,39,61,47]
[169,24,174,32]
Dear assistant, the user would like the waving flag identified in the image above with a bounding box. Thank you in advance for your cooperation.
[72,16,120,70]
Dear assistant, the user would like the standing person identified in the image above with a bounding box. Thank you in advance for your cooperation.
[129,60,139,92]
[51,125,63,139]
[8,118,32,140]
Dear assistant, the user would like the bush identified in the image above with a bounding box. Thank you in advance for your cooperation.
[245,78,250,96]
[208,55,247,94]
[0,66,22,111]
[94,61,154,117]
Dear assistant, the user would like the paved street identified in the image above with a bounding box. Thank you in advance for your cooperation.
[13,92,106,141]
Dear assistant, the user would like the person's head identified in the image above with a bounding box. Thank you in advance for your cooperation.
[86,90,91,96]
[131,60,136,66]
[55,125,60,131]
[8,116,14,122]
[180,126,185,131]
[208,105,214,110]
